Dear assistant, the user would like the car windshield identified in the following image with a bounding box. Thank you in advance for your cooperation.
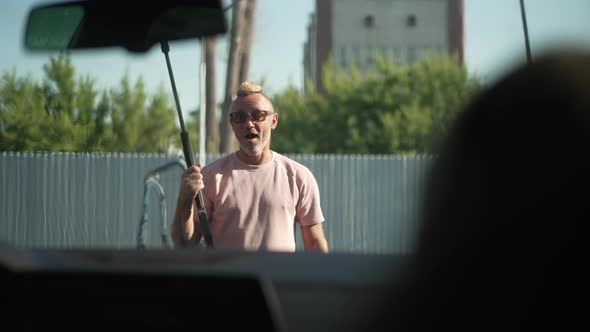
[1,0,590,253]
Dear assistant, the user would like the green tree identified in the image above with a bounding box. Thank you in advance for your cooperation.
[272,54,480,154]
[0,71,48,150]
[40,53,93,150]
[0,53,180,153]
[271,86,317,154]
[140,87,179,153]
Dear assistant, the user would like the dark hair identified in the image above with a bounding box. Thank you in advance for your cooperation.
[381,51,590,331]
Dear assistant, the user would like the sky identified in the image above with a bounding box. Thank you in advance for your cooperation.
[1,0,590,120]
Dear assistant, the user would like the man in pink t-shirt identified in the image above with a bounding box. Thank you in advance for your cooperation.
[171,82,329,253]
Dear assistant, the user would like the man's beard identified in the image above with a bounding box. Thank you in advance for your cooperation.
[241,139,266,156]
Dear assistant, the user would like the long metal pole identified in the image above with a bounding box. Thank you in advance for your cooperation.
[199,41,207,165]
[519,0,532,64]
[160,41,214,249]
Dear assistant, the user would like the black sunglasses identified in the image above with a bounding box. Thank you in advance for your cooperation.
[229,110,274,124]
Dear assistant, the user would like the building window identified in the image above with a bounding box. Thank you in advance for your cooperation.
[408,47,416,63]
[367,47,375,66]
[393,47,403,64]
[340,46,347,67]
[381,47,389,61]
[358,47,366,68]
[406,14,417,28]
[367,47,381,66]
[353,46,361,67]
[364,15,375,28]
[421,47,431,59]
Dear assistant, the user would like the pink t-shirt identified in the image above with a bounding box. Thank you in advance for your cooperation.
[200,151,325,252]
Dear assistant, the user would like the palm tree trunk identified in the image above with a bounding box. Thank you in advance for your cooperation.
[220,0,246,153]
[239,0,257,84]
[204,37,219,153]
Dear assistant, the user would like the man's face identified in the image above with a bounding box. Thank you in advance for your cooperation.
[230,93,278,156]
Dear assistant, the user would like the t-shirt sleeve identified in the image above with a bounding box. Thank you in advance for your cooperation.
[296,167,325,226]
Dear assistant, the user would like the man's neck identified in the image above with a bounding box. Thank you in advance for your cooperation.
[237,149,273,165]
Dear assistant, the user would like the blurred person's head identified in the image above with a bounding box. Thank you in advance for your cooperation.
[385,50,590,331]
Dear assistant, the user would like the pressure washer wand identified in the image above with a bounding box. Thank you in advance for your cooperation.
[160,41,214,249]
[520,0,533,64]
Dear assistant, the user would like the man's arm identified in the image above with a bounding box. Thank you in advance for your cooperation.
[170,165,204,248]
[171,197,202,248]
[301,223,329,253]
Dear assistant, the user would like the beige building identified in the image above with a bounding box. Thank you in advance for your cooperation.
[303,0,464,92]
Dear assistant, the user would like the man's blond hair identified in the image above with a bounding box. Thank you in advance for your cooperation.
[234,81,275,112]
[237,81,263,97]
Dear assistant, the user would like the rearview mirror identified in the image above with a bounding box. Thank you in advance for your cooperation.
[24,0,227,53]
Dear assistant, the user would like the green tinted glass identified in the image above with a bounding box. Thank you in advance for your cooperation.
[25,6,84,50]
